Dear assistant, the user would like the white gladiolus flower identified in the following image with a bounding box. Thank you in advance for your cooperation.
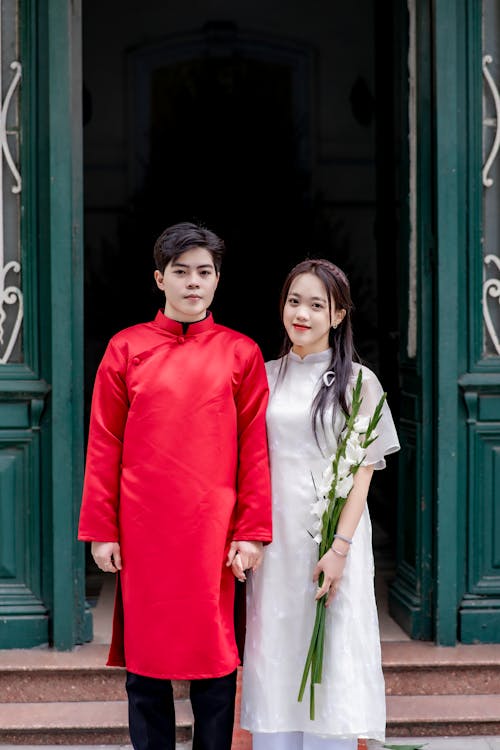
[318,464,334,496]
[353,415,370,434]
[321,463,334,485]
[335,473,354,499]
[345,435,366,466]
[311,498,328,519]
[317,481,331,497]
[336,455,352,477]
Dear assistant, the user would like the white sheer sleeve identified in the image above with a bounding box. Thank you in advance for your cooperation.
[351,363,400,470]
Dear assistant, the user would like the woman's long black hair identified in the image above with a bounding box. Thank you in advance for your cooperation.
[277,259,360,445]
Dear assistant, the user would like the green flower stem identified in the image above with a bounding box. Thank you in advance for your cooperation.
[310,677,315,721]
[298,597,324,704]
[298,370,387,720]
[314,604,326,684]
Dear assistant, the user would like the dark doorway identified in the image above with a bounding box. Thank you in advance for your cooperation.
[117,25,315,358]
[82,0,402,628]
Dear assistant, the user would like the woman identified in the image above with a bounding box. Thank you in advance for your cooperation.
[237,259,400,750]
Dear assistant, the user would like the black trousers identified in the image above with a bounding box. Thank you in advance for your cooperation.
[126,669,237,750]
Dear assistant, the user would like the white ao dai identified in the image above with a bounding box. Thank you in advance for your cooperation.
[241,350,400,742]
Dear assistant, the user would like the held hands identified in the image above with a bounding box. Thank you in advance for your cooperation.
[91,541,122,573]
[313,546,347,607]
[226,540,264,582]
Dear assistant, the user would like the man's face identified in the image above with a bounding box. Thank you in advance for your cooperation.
[154,246,219,323]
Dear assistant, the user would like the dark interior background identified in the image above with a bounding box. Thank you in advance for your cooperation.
[82,0,402,597]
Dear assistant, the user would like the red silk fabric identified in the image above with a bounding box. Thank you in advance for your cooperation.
[78,311,272,679]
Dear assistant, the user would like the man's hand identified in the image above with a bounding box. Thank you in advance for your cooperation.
[91,541,122,573]
[226,540,264,581]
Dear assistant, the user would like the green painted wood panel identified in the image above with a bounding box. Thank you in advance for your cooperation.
[478,397,500,421]
[0,452,17,576]
[0,419,49,647]
[388,0,434,641]
[459,384,500,641]
[0,403,29,428]
[468,426,500,592]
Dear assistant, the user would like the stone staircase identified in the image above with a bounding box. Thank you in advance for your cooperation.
[383,641,500,737]
[0,644,191,745]
[0,640,499,745]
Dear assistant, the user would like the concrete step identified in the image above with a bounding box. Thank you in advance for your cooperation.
[0,645,188,703]
[3,642,499,702]
[382,641,500,695]
[386,694,500,736]
[0,699,193,745]
[2,642,500,741]
[1,694,499,744]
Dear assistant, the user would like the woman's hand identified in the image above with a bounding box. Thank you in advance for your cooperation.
[311,465,374,606]
[226,540,264,581]
[91,541,122,573]
[313,547,347,606]
[230,552,247,582]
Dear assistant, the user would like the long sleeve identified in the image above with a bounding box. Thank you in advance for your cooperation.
[232,343,272,542]
[78,338,129,541]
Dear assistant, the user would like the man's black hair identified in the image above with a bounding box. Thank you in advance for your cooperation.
[153,222,225,274]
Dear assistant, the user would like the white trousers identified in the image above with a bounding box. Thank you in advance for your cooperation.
[252,732,358,750]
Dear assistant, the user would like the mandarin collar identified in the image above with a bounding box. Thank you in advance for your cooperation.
[153,310,215,336]
[287,348,332,365]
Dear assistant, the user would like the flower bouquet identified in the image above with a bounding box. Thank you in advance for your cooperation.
[297,369,386,720]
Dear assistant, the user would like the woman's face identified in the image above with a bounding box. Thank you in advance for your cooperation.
[283,272,345,358]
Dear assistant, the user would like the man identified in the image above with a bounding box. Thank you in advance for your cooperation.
[78,222,272,750]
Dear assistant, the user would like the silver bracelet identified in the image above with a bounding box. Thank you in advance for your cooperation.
[331,545,349,558]
[333,533,353,545]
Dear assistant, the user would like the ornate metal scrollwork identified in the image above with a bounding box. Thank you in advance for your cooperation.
[482,55,500,188]
[483,254,500,355]
[0,55,22,365]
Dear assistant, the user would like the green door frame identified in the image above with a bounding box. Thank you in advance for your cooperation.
[389,0,435,641]
[432,0,467,645]
[45,0,89,648]
[36,0,89,648]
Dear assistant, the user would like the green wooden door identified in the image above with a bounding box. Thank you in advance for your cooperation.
[0,0,89,649]
[390,0,500,645]
[458,0,500,642]
[0,0,50,648]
